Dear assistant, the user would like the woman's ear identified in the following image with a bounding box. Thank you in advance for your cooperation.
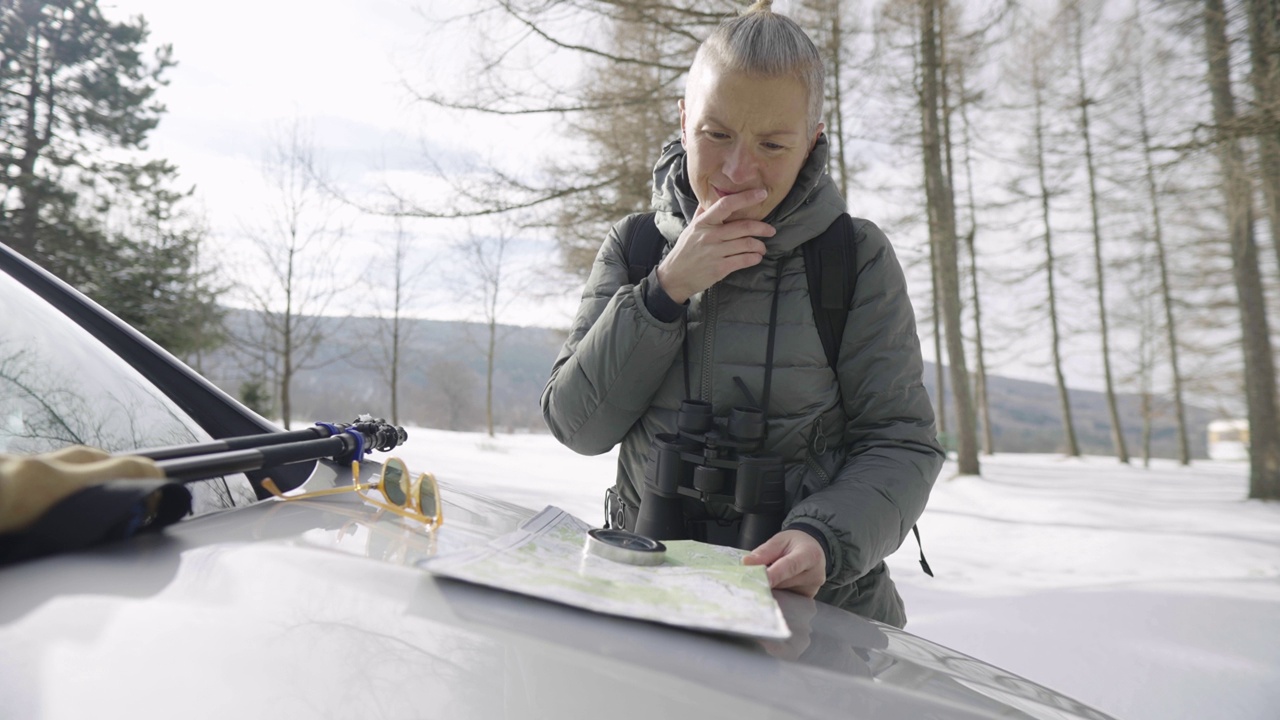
[810,122,826,151]
[678,98,688,146]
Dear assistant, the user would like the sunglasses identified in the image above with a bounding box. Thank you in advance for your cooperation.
[261,457,442,530]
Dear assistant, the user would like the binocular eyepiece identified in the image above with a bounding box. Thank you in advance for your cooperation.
[676,402,766,445]
[634,400,786,550]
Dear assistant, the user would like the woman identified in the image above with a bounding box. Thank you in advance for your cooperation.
[541,1,942,628]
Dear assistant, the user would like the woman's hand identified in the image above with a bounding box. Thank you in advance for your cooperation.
[655,189,776,304]
[743,528,827,598]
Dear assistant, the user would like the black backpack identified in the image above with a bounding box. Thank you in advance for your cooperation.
[621,211,934,577]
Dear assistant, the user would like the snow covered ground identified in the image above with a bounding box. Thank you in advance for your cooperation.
[394,427,1280,720]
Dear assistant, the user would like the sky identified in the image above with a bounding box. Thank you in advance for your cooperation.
[394,427,1280,720]
[101,0,576,327]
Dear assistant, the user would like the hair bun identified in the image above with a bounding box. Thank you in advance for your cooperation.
[746,0,774,14]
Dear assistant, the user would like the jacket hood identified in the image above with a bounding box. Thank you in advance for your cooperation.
[650,134,847,257]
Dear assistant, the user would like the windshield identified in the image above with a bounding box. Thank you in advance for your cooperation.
[0,271,257,515]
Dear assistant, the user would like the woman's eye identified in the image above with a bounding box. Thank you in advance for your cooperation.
[762,142,785,151]
[704,130,730,140]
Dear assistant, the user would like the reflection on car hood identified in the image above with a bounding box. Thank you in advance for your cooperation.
[0,463,1113,720]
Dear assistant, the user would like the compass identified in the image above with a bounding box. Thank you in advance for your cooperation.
[585,528,667,566]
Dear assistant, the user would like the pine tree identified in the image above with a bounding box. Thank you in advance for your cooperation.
[0,0,223,359]
[92,160,225,359]
[0,0,171,270]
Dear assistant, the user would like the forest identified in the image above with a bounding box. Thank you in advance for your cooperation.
[2,0,1278,498]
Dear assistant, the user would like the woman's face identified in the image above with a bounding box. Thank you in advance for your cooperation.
[680,66,822,222]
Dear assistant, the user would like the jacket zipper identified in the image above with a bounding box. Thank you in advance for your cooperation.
[700,284,717,401]
[805,453,830,484]
[805,417,831,483]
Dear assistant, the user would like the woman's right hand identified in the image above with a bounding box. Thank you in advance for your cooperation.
[655,189,776,304]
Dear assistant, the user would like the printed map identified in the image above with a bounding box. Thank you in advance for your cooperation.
[419,506,790,640]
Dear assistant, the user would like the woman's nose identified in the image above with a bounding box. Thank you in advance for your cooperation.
[722,143,756,184]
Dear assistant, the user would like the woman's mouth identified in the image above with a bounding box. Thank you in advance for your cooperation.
[713,185,760,199]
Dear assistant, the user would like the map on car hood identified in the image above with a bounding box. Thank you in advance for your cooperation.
[419,506,790,640]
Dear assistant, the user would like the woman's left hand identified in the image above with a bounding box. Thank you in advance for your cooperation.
[743,529,827,598]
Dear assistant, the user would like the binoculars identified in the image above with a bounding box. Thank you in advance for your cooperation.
[634,400,786,550]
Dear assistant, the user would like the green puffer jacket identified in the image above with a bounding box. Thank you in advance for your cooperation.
[541,136,944,627]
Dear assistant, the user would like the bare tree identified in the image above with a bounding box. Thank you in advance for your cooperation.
[1064,0,1131,463]
[929,249,948,439]
[1125,224,1167,468]
[919,0,980,474]
[391,1,725,277]
[454,219,534,437]
[794,0,876,196]
[1127,0,1192,465]
[546,6,683,277]
[364,212,434,426]
[1021,19,1082,458]
[404,1,889,281]
[235,120,351,429]
[955,59,995,455]
[1245,0,1280,272]
[1201,0,1280,499]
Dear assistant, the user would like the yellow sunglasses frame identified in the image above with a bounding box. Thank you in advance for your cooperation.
[262,457,443,531]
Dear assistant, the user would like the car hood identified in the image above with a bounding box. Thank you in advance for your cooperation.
[0,462,1112,720]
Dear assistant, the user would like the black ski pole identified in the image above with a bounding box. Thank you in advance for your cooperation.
[134,415,407,462]
[130,416,408,485]
[157,434,360,483]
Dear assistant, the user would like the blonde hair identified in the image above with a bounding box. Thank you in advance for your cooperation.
[688,0,825,133]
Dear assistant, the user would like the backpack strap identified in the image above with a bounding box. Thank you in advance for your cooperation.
[623,212,664,286]
[801,215,935,578]
[802,213,858,371]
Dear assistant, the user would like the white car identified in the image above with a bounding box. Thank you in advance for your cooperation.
[0,241,1116,720]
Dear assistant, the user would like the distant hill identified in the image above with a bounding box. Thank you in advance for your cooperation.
[197,309,1214,459]
[923,370,1213,459]
[197,309,564,434]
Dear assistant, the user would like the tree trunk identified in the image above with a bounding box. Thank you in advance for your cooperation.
[280,244,296,430]
[486,318,497,438]
[15,16,45,260]
[1246,0,1280,274]
[1071,8,1129,463]
[1032,50,1081,458]
[281,332,292,430]
[966,227,994,455]
[931,247,947,436]
[1204,0,1280,500]
[1133,28,1191,465]
[920,0,979,474]
[829,2,850,196]
[391,311,401,427]
[1141,390,1153,469]
[937,2,955,443]
[280,326,293,431]
[958,61,994,456]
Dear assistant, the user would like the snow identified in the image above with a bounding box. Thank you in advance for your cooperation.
[394,428,1280,720]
